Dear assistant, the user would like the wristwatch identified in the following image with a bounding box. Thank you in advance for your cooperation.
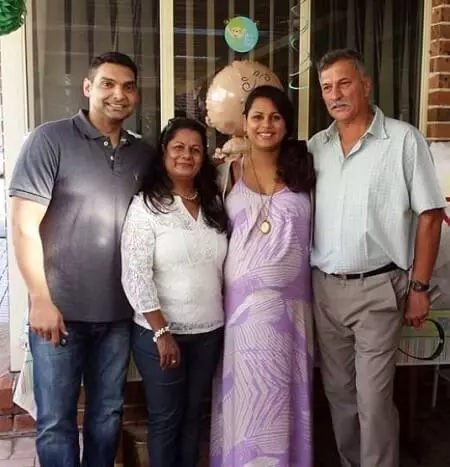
[409,280,430,293]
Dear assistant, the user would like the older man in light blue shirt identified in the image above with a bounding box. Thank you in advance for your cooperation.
[309,48,445,467]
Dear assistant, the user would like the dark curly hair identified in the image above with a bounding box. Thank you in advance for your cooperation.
[141,117,228,233]
[243,85,315,193]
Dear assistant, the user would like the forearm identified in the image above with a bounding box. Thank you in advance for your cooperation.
[12,222,51,301]
[411,209,444,283]
[143,310,168,330]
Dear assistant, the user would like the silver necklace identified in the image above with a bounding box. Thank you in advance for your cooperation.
[248,156,277,235]
[174,191,198,202]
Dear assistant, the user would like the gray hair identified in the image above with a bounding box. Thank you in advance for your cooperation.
[316,48,368,77]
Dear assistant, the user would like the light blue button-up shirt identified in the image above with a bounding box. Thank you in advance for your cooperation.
[308,106,446,274]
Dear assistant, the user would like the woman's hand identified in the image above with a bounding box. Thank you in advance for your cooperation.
[156,333,181,370]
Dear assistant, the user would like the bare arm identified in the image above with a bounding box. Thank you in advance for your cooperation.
[12,197,49,299]
[405,208,443,328]
[120,196,180,369]
[410,209,443,283]
[11,197,67,344]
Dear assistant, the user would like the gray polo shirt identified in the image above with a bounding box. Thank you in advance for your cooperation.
[10,110,153,322]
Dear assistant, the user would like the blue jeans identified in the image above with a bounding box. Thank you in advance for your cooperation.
[132,323,223,467]
[29,320,131,467]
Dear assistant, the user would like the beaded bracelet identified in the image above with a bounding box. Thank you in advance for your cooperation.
[153,325,170,343]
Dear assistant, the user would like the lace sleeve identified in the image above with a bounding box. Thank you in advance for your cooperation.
[121,195,160,314]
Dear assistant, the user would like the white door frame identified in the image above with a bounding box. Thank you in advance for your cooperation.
[1,23,30,371]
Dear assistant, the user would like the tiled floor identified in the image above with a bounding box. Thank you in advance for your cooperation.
[0,437,38,467]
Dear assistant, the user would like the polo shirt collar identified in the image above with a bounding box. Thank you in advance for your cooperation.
[324,105,388,143]
[73,109,134,145]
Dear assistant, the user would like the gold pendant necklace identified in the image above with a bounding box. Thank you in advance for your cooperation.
[260,219,271,235]
[248,154,277,235]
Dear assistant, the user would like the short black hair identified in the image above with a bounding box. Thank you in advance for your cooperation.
[316,48,367,76]
[88,51,138,81]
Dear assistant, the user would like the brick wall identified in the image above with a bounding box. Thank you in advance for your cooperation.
[0,375,147,435]
[428,0,450,141]
[0,374,36,433]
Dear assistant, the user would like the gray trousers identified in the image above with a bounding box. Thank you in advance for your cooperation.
[312,268,409,467]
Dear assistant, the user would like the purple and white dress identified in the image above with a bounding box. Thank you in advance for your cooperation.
[210,175,314,467]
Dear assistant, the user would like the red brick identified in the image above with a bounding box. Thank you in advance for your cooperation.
[122,404,146,424]
[428,107,450,121]
[427,122,450,139]
[124,382,145,405]
[0,375,13,411]
[430,39,450,56]
[0,415,12,432]
[430,57,450,73]
[77,409,84,426]
[429,72,450,89]
[13,414,36,432]
[77,388,85,406]
[433,0,450,6]
[431,23,450,40]
[432,5,450,23]
[429,90,450,105]
[12,404,27,415]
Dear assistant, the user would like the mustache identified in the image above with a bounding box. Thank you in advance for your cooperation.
[329,100,351,110]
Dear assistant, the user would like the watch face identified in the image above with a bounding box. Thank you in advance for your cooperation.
[411,280,429,292]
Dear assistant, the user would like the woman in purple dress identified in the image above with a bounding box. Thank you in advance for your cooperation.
[210,85,316,467]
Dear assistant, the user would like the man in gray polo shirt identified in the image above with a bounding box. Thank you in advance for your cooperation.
[309,48,445,467]
[10,52,153,466]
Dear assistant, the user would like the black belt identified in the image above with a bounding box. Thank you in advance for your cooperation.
[330,262,398,280]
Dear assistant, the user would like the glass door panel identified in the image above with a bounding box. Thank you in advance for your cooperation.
[28,0,161,139]
[173,1,305,148]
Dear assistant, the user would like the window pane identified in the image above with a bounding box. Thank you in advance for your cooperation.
[309,0,424,134]
[28,0,160,139]
[173,0,303,148]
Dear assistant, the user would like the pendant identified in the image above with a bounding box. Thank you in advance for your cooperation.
[260,219,271,235]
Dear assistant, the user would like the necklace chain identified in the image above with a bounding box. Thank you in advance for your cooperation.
[248,154,277,234]
[174,190,198,202]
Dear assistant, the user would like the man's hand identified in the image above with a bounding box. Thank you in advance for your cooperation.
[29,297,67,346]
[404,290,430,328]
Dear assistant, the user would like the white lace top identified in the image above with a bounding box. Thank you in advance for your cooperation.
[121,193,227,334]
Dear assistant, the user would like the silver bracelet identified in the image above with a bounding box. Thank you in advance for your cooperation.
[153,325,170,343]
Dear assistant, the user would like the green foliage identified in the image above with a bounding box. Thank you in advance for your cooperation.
[0,0,27,36]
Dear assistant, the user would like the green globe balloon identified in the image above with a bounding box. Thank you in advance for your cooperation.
[0,0,26,36]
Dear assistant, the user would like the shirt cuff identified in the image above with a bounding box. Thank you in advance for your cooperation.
[9,189,51,206]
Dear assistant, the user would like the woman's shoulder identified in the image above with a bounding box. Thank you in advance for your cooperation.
[128,192,159,219]
[130,191,147,209]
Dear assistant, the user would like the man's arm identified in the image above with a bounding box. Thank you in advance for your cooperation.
[411,209,443,283]
[405,209,443,328]
[12,197,67,344]
[403,127,447,328]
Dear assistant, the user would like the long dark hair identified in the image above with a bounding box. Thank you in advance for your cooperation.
[141,117,228,233]
[243,85,315,193]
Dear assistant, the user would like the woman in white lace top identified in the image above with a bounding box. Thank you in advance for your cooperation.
[121,117,228,467]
